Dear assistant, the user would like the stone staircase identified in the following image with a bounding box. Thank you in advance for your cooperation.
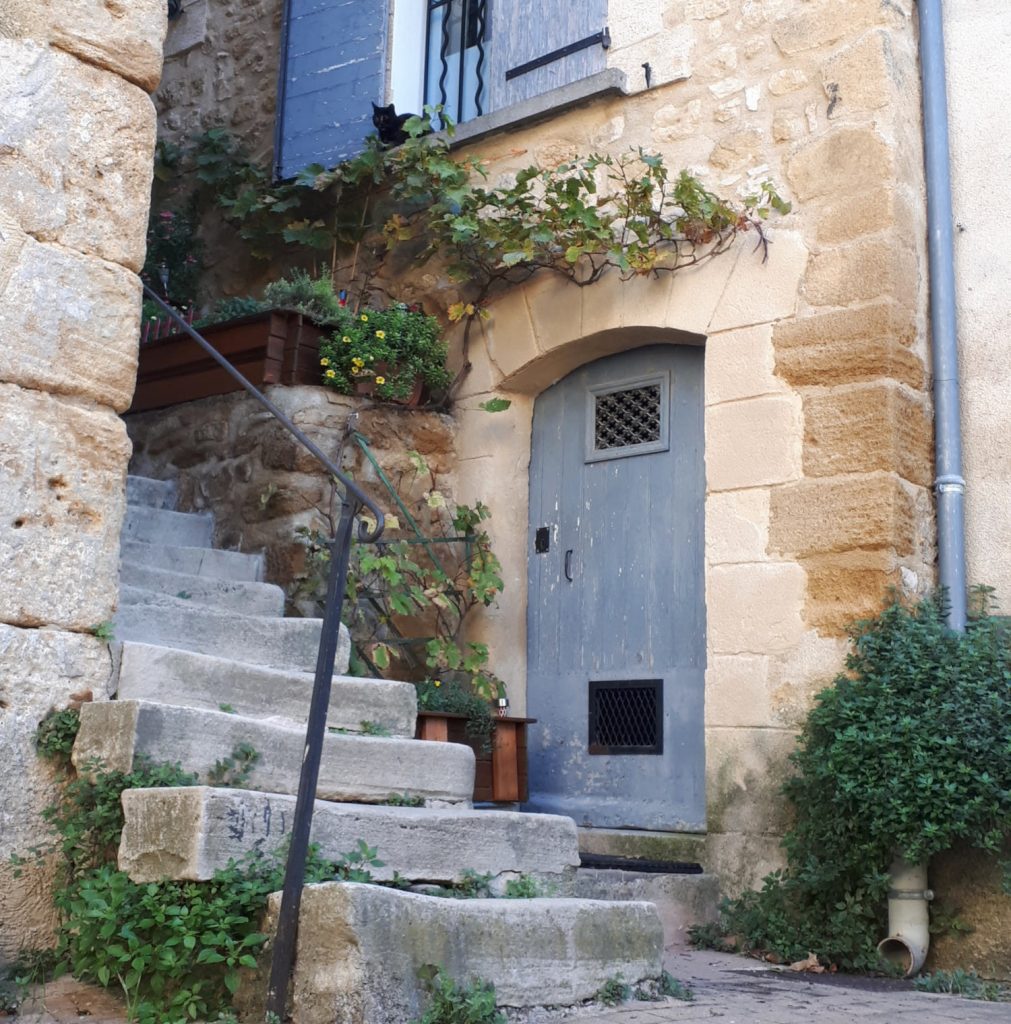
[72,475,674,1022]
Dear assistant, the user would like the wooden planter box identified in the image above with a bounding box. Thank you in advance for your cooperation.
[416,711,535,803]
[130,310,326,413]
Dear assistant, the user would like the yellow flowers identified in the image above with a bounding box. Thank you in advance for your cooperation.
[350,356,365,376]
[342,335,351,344]
[360,314,368,322]
[375,330,386,340]
[375,376,386,385]
[325,369,336,379]
[433,679,442,688]
[319,357,330,367]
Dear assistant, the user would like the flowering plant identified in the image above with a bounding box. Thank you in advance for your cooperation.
[318,303,452,402]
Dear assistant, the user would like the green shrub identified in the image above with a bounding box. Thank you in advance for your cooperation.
[414,967,505,1024]
[914,969,1004,1001]
[705,591,1011,970]
[36,709,81,766]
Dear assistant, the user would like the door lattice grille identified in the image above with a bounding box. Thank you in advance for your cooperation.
[593,385,662,450]
[588,680,663,755]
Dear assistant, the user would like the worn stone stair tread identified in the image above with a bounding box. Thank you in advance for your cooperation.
[236,883,664,1022]
[118,785,580,884]
[125,475,177,510]
[73,700,474,805]
[123,505,214,548]
[121,539,264,583]
[113,600,349,674]
[115,642,416,736]
[119,565,286,616]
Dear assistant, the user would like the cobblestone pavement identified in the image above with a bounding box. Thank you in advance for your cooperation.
[564,951,1010,1024]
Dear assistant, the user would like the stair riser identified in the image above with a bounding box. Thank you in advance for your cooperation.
[121,541,264,583]
[123,506,214,548]
[113,603,345,674]
[119,786,579,884]
[120,563,285,617]
[74,701,474,805]
[115,642,416,736]
[126,476,177,510]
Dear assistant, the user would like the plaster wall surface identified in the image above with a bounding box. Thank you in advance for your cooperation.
[0,0,165,959]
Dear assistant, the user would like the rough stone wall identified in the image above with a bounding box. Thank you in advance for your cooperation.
[127,387,457,598]
[0,0,164,959]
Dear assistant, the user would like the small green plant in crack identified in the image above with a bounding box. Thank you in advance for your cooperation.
[207,742,260,787]
[359,720,391,737]
[331,839,384,882]
[176,590,192,600]
[595,975,630,1006]
[218,703,237,714]
[385,792,425,807]
[414,966,505,1024]
[36,708,81,765]
[914,969,1005,1002]
[634,971,694,1002]
[0,948,62,1013]
[502,874,545,899]
[90,621,115,642]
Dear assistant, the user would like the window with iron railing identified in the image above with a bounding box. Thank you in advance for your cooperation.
[275,0,610,179]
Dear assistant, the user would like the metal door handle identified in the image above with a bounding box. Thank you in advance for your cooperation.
[564,549,574,581]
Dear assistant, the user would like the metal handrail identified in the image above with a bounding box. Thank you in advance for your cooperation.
[139,286,384,1017]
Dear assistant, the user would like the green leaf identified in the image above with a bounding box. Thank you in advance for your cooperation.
[478,398,512,413]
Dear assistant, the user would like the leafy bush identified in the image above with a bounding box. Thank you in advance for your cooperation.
[914,969,1005,1001]
[416,679,496,755]
[414,967,505,1024]
[594,975,630,1006]
[262,268,346,323]
[704,591,1011,970]
[141,207,202,309]
[36,708,81,765]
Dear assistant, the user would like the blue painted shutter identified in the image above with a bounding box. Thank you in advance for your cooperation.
[275,0,390,179]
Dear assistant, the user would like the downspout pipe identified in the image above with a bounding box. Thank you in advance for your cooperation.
[918,0,967,631]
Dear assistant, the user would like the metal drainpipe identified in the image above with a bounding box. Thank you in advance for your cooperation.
[918,0,967,630]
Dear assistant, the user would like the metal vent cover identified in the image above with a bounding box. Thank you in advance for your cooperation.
[588,679,663,755]
[586,372,670,463]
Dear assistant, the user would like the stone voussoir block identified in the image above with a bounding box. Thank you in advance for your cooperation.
[73,701,475,805]
[238,883,663,1023]
[115,642,417,736]
[0,383,129,630]
[118,786,579,884]
[769,472,919,559]
[0,39,156,271]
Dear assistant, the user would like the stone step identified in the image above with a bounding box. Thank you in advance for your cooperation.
[115,642,416,737]
[571,868,720,951]
[126,475,177,510]
[236,883,664,1022]
[118,786,580,885]
[122,540,264,583]
[120,563,285,617]
[123,506,214,548]
[73,701,474,805]
[113,600,348,674]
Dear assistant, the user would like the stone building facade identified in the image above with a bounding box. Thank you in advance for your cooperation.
[0,1,164,958]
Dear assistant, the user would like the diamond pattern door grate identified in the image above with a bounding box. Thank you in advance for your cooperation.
[593,385,662,451]
[588,679,663,755]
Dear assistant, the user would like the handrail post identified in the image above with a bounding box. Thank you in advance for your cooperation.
[265,498,358,1019]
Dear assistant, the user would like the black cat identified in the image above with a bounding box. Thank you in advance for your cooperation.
[372,102,415,147]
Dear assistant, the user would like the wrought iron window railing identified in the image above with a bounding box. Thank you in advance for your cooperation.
[425,0,488,125]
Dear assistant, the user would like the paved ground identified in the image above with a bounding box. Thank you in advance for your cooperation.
[563,951,1010,1024]
[10,952,1009,1023]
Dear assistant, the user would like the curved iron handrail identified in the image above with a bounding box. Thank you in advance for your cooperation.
[139,285,382,1014]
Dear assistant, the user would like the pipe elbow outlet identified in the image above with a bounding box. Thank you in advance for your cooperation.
[878,934,928,977]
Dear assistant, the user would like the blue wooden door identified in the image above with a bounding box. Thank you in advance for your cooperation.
[526,345,706,831]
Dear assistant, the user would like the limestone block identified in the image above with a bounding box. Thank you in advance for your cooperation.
[705,488,770,564]
[823,30,898,114]
[787,127,894,202]
[243,884,663,1022]
[608,26,694,90]
[118,787,579,884]
[0,40,156,271]
[769,472,919,558]
[803,235,919,310]
[771,0,882,55]
[708,562,806,655]
[704,324,787,407]
[707,231,808,333]
[708,128,763,172]
[484,286,540,379]
[705,654,772,727]
[766,631,847,726]
[0,384,128,630]
[773,303,926,389]
[704,831,786,897]
[768,68,809,95]
[802,551,902,636]
[802,382,932,486]
[0,0,166,92]
[812,186,919,246]
[705,395,802,491]
[705,726,796,834]
[0,229,140,408]
[0,624,112,958]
